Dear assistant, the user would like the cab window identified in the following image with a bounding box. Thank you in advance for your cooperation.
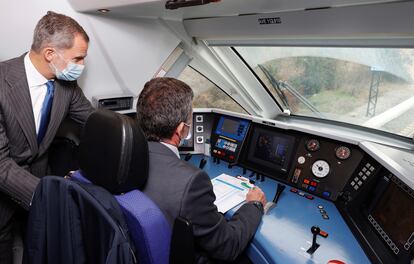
[178,66,247,114]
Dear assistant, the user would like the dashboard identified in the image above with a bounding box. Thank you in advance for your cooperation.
[180,109,414,264]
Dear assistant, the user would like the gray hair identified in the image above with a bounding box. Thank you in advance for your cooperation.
[31,11,89,52]
[136,77,194,141]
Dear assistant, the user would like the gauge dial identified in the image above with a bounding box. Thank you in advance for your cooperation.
[306,139,320,152]
[335,146,351,160]
[312,160,330,178]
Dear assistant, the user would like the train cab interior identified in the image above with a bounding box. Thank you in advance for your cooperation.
[1,0,414,263]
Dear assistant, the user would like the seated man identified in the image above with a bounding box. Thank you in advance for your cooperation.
[136,77,267,263]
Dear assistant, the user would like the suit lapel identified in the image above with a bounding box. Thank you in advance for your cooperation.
[38,80,68,154]
[5,55,38,154]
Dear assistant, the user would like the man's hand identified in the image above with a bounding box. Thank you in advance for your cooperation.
[246,186,267,207]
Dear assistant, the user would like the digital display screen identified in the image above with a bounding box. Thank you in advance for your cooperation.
[214,116,249,141]
[371,180,414,248]
[246,126,296,174]
[220,119,240,135]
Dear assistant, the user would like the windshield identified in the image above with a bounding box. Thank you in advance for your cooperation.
[235,46,414,138]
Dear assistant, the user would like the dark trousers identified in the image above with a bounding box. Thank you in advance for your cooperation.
[0,206,26,264]
[0,216,13,264]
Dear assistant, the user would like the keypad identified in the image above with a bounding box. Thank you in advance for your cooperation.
[350,162,375,191]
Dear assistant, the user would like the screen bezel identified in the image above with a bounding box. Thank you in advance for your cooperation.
[365,175,414,253]
[239,123,299,181]
[214,116,250,141]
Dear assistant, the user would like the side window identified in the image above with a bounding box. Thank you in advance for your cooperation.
[178,66,247,114]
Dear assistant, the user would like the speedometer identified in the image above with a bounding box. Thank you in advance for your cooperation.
[335,146,351,160]
[312,160,330,178]
[306,139,320,152]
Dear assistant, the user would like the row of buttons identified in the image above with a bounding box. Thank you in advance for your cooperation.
[237,125,245,135]
[350,162,375,191]
[303,178,318,187]
[212,149,235,160]
[216,139,237,152]
[290,188,314,200]
[302,183,317,192]
[318,205,330,220]
[301,183,331,198]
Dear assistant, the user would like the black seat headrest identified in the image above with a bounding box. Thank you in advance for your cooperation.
[78,109,148,194]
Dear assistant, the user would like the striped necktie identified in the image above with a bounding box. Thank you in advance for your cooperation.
[37,80,55,144]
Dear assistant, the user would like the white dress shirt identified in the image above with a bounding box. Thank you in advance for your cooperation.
[160,142,180,158]
[24,52,49,135]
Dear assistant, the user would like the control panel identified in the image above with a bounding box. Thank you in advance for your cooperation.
[288,137,363,201]
[210,115,250,163]
[338,169,414,264]
[183,111,414,264]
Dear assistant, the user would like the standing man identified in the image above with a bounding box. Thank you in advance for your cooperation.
[0,11,94,262]
[137,77,267,263]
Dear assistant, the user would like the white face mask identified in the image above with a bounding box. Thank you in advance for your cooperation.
[50,52,85,81]
[179,122,192,146]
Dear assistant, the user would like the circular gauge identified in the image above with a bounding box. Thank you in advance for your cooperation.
[312,160,330,178]
[306,139,320,152]
[298,156,306,164]
[335,146,351,160]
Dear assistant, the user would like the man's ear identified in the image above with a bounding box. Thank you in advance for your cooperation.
[176,122,186,138]
[43,47,55,63]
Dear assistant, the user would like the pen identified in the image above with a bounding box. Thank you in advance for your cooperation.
[241,182,252,189]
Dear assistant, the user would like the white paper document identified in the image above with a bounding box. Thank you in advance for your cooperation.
[211,173,254,213]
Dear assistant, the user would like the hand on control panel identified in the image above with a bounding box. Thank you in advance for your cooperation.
[246,186,267,208]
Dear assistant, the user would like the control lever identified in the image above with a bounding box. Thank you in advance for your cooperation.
[264,183,286,214]
[307,226,321,254]
[184,153,192,161]
[199,158,207,169]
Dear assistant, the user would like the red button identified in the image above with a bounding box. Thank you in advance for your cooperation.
[310,181,317,187]
[319,230,329,238]
[327,260,344,264]
[305,195,314,200]
[290,188,298,193]
[303,179,310,184]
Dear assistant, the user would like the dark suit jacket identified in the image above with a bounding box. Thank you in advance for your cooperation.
[0,54,93,227]
[143,142,263,263]
[25,176,136,264]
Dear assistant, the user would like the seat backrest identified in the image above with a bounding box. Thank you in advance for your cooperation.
[71,170,171,264]
[76,109,171,264]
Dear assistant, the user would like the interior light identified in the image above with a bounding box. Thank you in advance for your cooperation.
[166,0,221,10]
[98,9,110,13]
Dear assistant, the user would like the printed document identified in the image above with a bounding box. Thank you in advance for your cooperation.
[211,173,254,213]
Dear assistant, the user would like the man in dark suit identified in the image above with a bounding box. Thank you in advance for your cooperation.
[0,11,94,262]
[137,77,267,263]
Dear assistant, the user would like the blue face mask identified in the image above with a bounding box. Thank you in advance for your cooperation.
[51,53,85,81]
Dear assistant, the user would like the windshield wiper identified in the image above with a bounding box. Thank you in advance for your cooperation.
[258,64,324,118]
[258,64,290,109]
